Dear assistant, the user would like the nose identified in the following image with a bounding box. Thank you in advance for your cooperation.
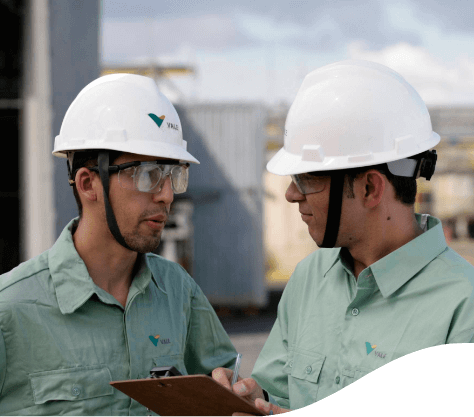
[152,175,174,205]
[285,180,305,203]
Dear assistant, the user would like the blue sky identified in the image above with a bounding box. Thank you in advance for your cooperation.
[101,0,474,105]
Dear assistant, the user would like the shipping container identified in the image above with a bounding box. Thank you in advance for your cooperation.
[177,103,268,307]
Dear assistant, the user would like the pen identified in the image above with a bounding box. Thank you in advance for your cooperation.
[231,353,242,386]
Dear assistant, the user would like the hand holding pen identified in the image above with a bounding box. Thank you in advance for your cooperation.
[211,354,290,414]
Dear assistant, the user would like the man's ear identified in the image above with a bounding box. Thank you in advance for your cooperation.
[75,167,100,203]
[361,170,386,209]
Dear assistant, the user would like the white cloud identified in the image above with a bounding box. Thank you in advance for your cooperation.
[349,41,474,106]
[101,15,251,63]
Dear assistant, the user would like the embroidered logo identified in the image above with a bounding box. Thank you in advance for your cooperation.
[160,338,171,344]
[374,350,387,359]
[149,334,160,346]
[365,342,377,355]
[148,113,166,128]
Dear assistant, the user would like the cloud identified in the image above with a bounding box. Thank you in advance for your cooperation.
[411,0,474,34]
[102,0,422,55]
[102,15,252,61]
[349,41,474,105]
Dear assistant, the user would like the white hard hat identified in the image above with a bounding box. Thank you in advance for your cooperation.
[53,73,199,165]
[267,60,439,176]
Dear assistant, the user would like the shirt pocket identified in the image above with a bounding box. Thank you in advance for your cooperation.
[354,368,372,380]
[341,366,372,388]
[153,354,187,376]
[282,350,325,409]
[29,365,114,405]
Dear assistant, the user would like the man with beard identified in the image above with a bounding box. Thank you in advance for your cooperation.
[0,74,237,415]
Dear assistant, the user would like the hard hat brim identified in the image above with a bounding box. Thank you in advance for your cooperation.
[267,132,440,176]
[53,139,200,165]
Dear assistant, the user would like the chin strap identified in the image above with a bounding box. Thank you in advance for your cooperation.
[98,151,133,251]
[320,172,345,249]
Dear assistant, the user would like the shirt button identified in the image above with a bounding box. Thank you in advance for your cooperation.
[72,384,81,397]
[289,361,293,368]
[335,376,340,384]
[351,308,359,316]
[305,366,312,374]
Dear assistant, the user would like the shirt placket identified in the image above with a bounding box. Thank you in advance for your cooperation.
[336,269,377,390]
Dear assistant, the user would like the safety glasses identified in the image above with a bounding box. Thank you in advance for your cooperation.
[291,173,329,195]
[90,160,189,194]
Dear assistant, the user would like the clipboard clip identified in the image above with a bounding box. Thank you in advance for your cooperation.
[145,366,182,416]
[148,366,182,379]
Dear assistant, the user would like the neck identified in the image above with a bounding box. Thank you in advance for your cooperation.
[73,215,137,307]
[348,209,423,279]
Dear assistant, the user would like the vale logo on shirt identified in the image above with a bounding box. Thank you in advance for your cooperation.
[366,342,387,358]
[149,334,171,346]
[366,342,377,355]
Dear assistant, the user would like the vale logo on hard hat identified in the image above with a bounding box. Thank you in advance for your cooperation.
[148,113,166,128]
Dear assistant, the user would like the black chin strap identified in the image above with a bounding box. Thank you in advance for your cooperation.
[320,172,345,248]
[98,151,133,251]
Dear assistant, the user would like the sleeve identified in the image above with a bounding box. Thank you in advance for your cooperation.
[183,281,238,375]
[446,326,474,344]
[251,281,292,409]
[0,329,5,395]
[446,288,474,344]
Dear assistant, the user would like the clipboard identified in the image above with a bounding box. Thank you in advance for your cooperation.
[110,374,265,416]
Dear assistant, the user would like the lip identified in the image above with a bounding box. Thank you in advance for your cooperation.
[145,214,167,222]
[144,214,167,230]
[145,220,165,230]
[300,211,313,222]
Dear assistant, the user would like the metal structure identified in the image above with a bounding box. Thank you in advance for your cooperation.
[50,0,101,237]
[101,63,196,104]
[102,64,195,78]
[0,0,23,273]
[425,107,474,238]
[0,0,100,274]
[177,103,268,307]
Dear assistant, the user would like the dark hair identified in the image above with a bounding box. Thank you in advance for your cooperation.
[71,150,122,217]
[345,164,417,205]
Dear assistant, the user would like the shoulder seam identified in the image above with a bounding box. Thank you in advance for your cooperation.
[0,266,50,293]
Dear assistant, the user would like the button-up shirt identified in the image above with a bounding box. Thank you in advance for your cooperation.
[252,214,474,410]
[0,219,237,415]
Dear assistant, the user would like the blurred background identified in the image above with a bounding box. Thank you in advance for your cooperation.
[3,0,474,377]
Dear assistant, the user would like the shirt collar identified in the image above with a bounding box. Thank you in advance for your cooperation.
[48,218,152,314]
[325,214,448,297]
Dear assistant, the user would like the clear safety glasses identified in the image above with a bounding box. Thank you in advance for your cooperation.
[291,173,329,195]
[120,162,189,194]
[91,161,189,194]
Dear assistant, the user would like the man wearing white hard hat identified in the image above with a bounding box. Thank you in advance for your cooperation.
[213,60,474,414]
[0,74,237,414]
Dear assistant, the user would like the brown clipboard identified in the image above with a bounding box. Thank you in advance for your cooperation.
[110,374,265,416]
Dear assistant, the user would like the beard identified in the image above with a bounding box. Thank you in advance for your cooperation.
[122,230,162,254]
[119,207,169,254]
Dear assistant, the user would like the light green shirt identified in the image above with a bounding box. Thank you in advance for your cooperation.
[0,219,237,415]
[252,214,474,410]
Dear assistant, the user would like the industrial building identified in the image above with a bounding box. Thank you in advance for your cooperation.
[3,0,474,308]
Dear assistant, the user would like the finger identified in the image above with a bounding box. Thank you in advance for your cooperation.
[255,398,291,414]
[212,367,233,389]
[232,377,263,399]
